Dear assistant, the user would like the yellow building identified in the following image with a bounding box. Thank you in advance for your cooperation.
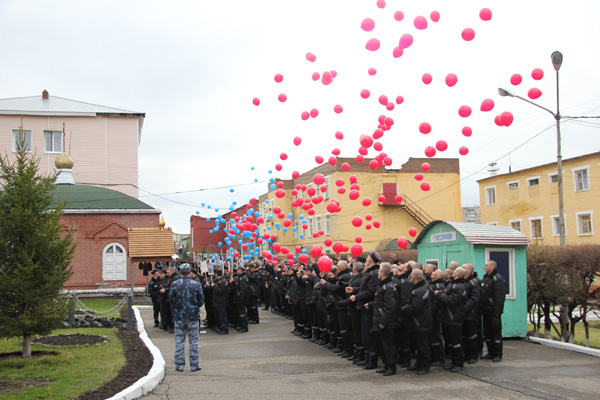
[478,152,599,245]
[258,157,461,254]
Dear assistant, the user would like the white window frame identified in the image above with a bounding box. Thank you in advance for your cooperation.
[324,214,331,235]
[551,214,567,237]
[485,247,516,300]
[425,259,439,268]
[315,215,322,233]
[576,210,593,236]
[572,166,590,192]
[527,176,541,187]
[294,220,299,239]
[506,180,520,190]
[12,129,32,152]
[307,217,314,237]
[44,130,63,153]
[324,176,330,199]
[548,172,559,184]
[102,242,127,281]
[529,216,544,239]
[509,219,522,232]
[485,185,496,206]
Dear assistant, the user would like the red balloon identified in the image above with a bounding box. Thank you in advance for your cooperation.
[351,243,363,258]
[378,195,385,202]
[328,156,337,166]
[331,148,340,156]
[414,16,428,30]
[322,71,333,85]
[421,162,430,172]
[361,18,375,32]
[342,162,350,171]
[278,93,287,102]
[356,155,364,163]
[510,74,522,86]
[397,237,408,249]
[430,11,440,22]
[500,111,514,127]
[392,46,403,58]
[273,206,282,214]
[480,99,494,112]
[275,189,285,198]
[349,175,357,183]
[311,245,322,258]
[395,194,403,203]
[306,52,316,62]
[360,89,371,99]
[368,67,377,76]
[373,220,381,228]
[462,126,472,137]
[275,163,282,171]
[399,33,413,49]
[292,170,300,179]
[369,160,378,170]
[252,97,260,106]
[362,198,371,206]
[326,202,337,213]
[274,73,283,83]
[445,73,458,87]
[280,152,288,160]
[312,72,320,81]
[354,235,362,244]
[458,105,472,118]
[396,95,404,104]
[376,0,386,9]
[436,140,448,152]
[315,156,324,164]
[301,111,310,120]
[334,104,343,114]
[459,146,469,156]
[313,173,326,185]
[349,189,360,200]
[373,142,383,152]
[332,241,344,254]
[386,102,395,111]
[299,254,308,264]
[409,227,417,237]
[272,242,281,253]
[365,38,381,51]
[462,28,475,41]
[293,137,301,146]
[318,256,332,273]
[422,73,432,84]
[373,128,384,139]
[324,238,333,247]
[378,95,388,106]
[419,122,432,134]
[494,115,502,126]
[425,146,436,158]
[528,88,542,100]
[310,108,319,118]
[360,135,374,149]
[532,68,544,80]
[480,8,492,21]
[414,173,424,181]
[352,216,363,227]
[394,10,404,21]
[358,146,368,156]
[420,181,430,191]
[335,131,344,140]
[284,219,292,227]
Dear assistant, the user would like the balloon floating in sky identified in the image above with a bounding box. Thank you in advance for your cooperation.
[414,16,428,30]
[415,173,424,181]
[422,73,432,84]
[274,73,283,83]
[352,216,363,227]
[312,72,320,81]
[480,99,494,112]
[361,18,375,32]
[392,47,403,58]
[445,73,458,87]
[376,0,386,9]
[334,104,343,114]
[511,74,522,86]
[365,38,381,51]
[310,108,319,118]
[306,52,316,62]
[368,67,377,76]
[315,156,324,164]
[421,162,430,172]
[397,237,408,249]
[419,122,432,134]
[459,146,469,156]
[430,11,440,22]
[280,152,288,160]
[301,111,309,120]
[532,68,544,80]
[396,95,404,104]
[420,181,431,191]
[335,131,344,140]
[425,146,436,158]
[409,227,418,237]
[275,189,285,198]
[278,93,287,102]
[293,136,302,146]
[435,140,448,152]
[528,88,542,100]
[458,105,472,118]
[399,33,413,49]
[252,97,260,106]
[351,243,363,257]
[461,28,475,41]
[500,111,514,127]
[480,8,492,21]
[462,126,473,137]
[394,11,404,21]
[360,89,371,99]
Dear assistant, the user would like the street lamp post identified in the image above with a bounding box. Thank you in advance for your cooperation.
[498,51,565,246]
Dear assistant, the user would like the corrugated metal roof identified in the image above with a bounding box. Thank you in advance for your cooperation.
[128,228,175,259]
[50,184,157,210]
[414,220,531,247]
[0,94,144,116]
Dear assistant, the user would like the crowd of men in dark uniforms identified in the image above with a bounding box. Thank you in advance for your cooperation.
[148,251,506,377]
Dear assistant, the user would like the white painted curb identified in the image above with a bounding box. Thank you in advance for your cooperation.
[105,305,165,400]
[528,336,600,358]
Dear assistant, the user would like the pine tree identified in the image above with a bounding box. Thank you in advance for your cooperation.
[0,137,76,357]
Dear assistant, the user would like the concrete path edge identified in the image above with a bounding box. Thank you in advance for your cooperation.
[105,305,166,400]
[528,336,600,358]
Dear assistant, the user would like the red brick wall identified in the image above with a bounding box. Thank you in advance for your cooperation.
[61,212,160,290]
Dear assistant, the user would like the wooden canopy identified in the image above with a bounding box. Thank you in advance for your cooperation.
[128,227,175,262]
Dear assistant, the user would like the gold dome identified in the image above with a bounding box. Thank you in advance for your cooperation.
[159,216,166,230]
[55,152,74,169]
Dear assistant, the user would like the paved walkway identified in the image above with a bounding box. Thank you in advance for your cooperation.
[139,308,600,400]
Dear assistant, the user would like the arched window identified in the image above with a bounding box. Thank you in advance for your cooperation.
[103,243,127,281]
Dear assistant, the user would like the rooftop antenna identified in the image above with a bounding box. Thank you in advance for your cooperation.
[508,152,512,174]
[488,162,499,176]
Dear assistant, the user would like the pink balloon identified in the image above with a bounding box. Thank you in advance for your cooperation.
[360,89,371,99]
[462,28,475,41]
[338,187,346,194]
[458,105,472,118]
[378,95,388,106]
[274,73,283,83]
[352,216,363,227]
[342,162,350,171]
[421,162,430,172]
[278,93,287,102]
[365,38,381,51]
[480,99,494,112]
[328,156,337,166]
[331,70,337,78]
[310,108,319,118]
[373,142,383,151]
[532,68,544,80]
[361,18,375,32]
[349,190,360,200]
[435,140,448,151]
[321,71,333,85]
[358,146,368,156]
[425,146,436,158]
[351,243,363,257]
[301,111,309,120]
[356,234,363,242]
[252,97,260,106]
[494,115,502,126]
[399,33,413,49]
[368,67,377,76]
[275,189,285,198]
[500,111,514,127]
[334,104,343,114]
[275,163,282,171]
[360,134,374,148]
[422,73,432,84]
[311,245,322,258]
[332,241,344,254]
[362,198,372,206]
[376,0,386,9]
[356,155,364,163]
[335,178,345,187]
[394,11,404,21]
[396,95,404,104]
[511,74,522,86]
[409,227,418,237]
[419,122,432,134]
[480,8,492,21]
[397,237,408,249]
[315,156,324,164]
[280,152,288,160]
[331,148,340,156]
[384,117,394,126]
[445,73,458,87]
[462,126,472,137]
[306,52,316,62]
[415,173,424,181]
[272,242,281,253]
[313,173,326,185]
[395,194,403,203]
[312,72,320,81]
[292,171,300,179]
[335,131,344,140]
[293,137,301,146]
[430,11,440,22]
[369,160,378,170]
[392,47,404,58]
[420,181,430,191]
[528,88,542,100]
[459,146,469,156]
[414,16,428,30]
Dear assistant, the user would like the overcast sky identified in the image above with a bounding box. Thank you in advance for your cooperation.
[1,0,599,234]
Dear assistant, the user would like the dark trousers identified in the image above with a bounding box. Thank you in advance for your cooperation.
[396,319,412,366]
[350,313,363,354]
[300,301,309,332]
[337,308,353,354]
[413,330,431,370]
[248,296,259,322]
[215,306,228,331]
[292,303,301,332]
[430,318,444,362]
[160,300,171,329]
[482,314,503,357]
[444,323,464,367]
[307,304,317,335]
[376,327,396,370]
[205,301,216,328]
[263,286,271,308]
[317,308,328,341]
[151,297,160,324]
[360,311,374,362]
[463,319,479,360]
[236,303,248,329]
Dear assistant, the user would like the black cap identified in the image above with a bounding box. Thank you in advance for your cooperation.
[368,251,381,264]
[356,255,367,263]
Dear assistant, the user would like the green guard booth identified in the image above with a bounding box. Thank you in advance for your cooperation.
[413,220,530,338]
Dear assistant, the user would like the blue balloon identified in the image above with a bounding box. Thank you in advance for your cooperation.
[292,227,297,232]
[215,209,219,212]
[209,230,213,234]
[233,201,237,205]
[207,205,211,209]
[229,206,234,211]
[196,211,200,215]
[275,223,281,230]
[251,166,255,170]
[230,188,234,193]
[218,242,223,247]
[269,178,275,183]
[254,179,258,182]
[268,215,274,220]
[248,209,254,215]
[288,212,293,218]
[301,249,307,254]
[238,240,243,245]
[268,170,272,174]
[206,217,211,222]
[267,226,271,230]
[300,234,305,239]
[270,184,276,190]
[299,215,305,220]
[265,199,269,203]
[283,227,288,232]
[201,203,206,207]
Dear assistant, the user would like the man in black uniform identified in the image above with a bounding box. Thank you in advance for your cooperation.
[247,263,261,324]
[429,269,446,366]
[158,269,172,332]
[212,269,230,335]
[148,269,162,327]
[232,265,249,333]
[371,262,397,376]
[393,262,413,367]
[343,261,365,363]
[480,260,506,362]
[463,263,481,364]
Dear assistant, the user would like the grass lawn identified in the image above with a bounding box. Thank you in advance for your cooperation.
[0,328,125,400]
[528,321,600,349]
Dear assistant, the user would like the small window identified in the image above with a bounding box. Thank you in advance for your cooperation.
[486,186,496,205]
[425,259,439,268]
[294,221,299,239]
[507,181,519,190]
[12,129,32,152]
[549,174,559,184]
[510,220,521,232]
[573,168,590,192]
[577,212,593,235]
[44,130,63,153]
[530,218,543,239]
[527,177,540,186]
[307,217,314,237]
[324,214,331,235]
[324,176,330,199]
[551,216,562,237]
[315,215,322,232]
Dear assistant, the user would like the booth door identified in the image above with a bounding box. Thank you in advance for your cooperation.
[485,248,515,299]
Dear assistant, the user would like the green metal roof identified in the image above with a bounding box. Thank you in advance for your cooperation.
[50,184,157,211]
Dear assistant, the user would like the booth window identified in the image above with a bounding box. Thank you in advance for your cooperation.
[425,259,439,268]
[485,248,516,300]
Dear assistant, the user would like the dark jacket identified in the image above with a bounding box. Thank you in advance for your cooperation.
[400,279,432,332]
[355,264,380,311]
[148,277,161,300]
[324,269,352,311]
[338,272,363,317]
[169,276,205,321]
[464,273,481,321]
[212,276,230,308]
[232,273,249,304]
[429,278,446,315]
[480,269,506,316]
[372,277,397,329]
[393,272,412,309]
[248,270,261,298]
[436,278,467,327]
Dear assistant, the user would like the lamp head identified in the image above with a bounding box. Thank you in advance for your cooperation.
[551,51,563,72]
[498,88,515,97]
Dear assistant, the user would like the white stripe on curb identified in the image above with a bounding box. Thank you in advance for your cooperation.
[528,336,600,358]
[105,305,165,400]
